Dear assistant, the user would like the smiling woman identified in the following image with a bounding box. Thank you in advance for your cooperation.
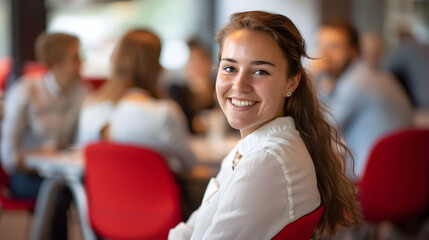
[169,11,362,240]
[216,29,298,138]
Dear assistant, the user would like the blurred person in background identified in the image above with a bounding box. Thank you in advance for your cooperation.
[361,32,385,70]
[169,11,362,239]
[168,39,216,134]
[384,28,429,108]
[311,19,413,180]
[0,32,88,239]
[77,29,197,174]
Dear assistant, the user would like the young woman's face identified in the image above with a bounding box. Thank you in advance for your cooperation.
[216,30,298,138]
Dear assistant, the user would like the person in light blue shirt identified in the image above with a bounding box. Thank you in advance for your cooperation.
[312,20,413,179]
[1,32,88,240]
[383,31,429,108]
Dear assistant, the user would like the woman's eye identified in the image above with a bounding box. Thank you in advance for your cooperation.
[254,69,269,75]
[223,66,236,73]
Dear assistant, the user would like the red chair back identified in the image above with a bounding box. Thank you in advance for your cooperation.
[82,77,106,91]
[84,142,181,240]
[358,129,429,222]
[272,205,324,240]
[22,62,48,80]
[0,57,12,91]
[0,163,35,211]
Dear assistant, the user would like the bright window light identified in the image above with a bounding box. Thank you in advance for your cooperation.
[160,40,190,70]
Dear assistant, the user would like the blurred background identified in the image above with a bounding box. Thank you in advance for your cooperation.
[0,0,428,239]
[0,0,428,90]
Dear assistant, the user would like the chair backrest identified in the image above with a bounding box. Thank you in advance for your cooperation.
[84,142,181,240]
[22,61,48,80]
[0,57,12,91]
[272,205,324,240]
[0,160,36,211]
[358,129,429,222]
[82,77,106,91]
[0,162,10,186]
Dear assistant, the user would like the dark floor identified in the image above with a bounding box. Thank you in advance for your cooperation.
[1,208,427,240]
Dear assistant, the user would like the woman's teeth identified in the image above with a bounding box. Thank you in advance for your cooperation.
[231,98,256,107]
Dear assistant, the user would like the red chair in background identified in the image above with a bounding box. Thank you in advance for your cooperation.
[21,61,48,80]
[0,57,12,92]
[0,165,35,240]
[357,129,429,237]
[82,77,106,91]
[272,205,324,240]
[0,164,36,212]
[84,142,181,240]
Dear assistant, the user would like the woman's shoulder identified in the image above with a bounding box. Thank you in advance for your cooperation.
[240,124,312,171]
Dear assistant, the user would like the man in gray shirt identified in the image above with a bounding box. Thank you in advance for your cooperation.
[1,32,87,239]
[312,20,413,180]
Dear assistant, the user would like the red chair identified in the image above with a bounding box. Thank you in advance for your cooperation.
[84,142,182,240]
[21,61,48,80]
[0,165,35,240]
[272,205,324,240]
[82,77,106,91]
[0,57,12,91]
[0,164,36,212]
[357,129,429,230]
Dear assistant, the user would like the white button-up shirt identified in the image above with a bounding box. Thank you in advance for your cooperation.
[76,89,197,173]
[169,116,321,240]
[109,92,197,173]
[1,72,88,174]
[76,101,114,145]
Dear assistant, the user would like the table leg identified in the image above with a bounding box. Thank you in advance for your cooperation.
[30,178,66,240]
[67,181,96,240]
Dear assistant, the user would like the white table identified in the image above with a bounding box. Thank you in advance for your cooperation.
[24,150,96,240]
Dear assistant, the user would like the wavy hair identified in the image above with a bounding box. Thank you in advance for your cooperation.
[216,11,363,238]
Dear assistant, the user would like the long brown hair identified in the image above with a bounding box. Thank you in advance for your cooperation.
[91,29,162,104]
[217,11,363,238]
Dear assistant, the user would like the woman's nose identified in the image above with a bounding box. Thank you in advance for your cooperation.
[232,72,251,92]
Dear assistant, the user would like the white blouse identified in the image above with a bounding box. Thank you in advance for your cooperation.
[169,117,321,240]
[76,89,197,172]
[109,92,197,172]
[76,101,114,146]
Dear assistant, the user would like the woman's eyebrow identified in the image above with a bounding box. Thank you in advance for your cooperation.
[221,58,276,67]
[220,58,237,63]
[250,60,276,67]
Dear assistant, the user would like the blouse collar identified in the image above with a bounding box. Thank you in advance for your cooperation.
[236,116,297,156]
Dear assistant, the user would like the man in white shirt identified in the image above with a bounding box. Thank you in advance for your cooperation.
[1,32,87,239]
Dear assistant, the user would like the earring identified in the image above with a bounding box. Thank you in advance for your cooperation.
[286,92,292,97]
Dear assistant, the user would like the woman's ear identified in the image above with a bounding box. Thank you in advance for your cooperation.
[284,72,301,97]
